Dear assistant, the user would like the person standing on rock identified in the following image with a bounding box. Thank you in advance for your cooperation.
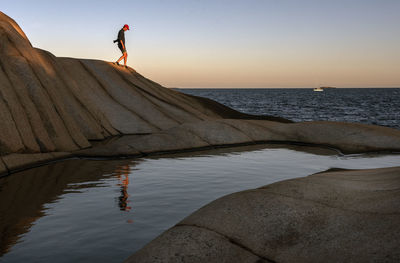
[114,24,130,67]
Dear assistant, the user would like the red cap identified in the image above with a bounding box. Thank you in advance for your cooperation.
[124,24,130,30]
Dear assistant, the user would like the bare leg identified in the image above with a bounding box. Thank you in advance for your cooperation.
[116,52,127,66]
[117,54,124,63]
[123,52,128,66]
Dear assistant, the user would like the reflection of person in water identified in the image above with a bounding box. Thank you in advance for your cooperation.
[115,165,131,211]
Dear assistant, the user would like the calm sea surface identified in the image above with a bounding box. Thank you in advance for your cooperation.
[179,88,400,129]
[1,88,400,263]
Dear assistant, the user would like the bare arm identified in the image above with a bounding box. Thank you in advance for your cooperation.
[120,40,125,50]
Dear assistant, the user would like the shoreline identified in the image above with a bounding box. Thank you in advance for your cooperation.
[126,165,400,262]
[174,87,400,89]
[1,136,399,178]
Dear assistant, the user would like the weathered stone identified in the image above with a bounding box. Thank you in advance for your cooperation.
[38,49,107,141]
[287,121,400,153]
[180,121,253,146]
[76,137,142,157]
[0,28,57,153]
[81,60,174,132]
[127,167,400,263]
[50,152,74,160]
[0,158,7,176]
[57,57,120,137]
[127,126,210,154]
[1,11,400,173]
[0,13,30,43]
[106,62,207,126]
[126,225,269,263]
[2,153,56,172]
[0,91,25,154]
[121,70,213,122]
[247,120,400,153]
[217,119,283,142]
[1,13,400,263]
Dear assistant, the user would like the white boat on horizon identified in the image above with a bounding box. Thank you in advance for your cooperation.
[313,87,324,92]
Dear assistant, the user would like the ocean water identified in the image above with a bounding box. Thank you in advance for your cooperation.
[179,88,400,129]
[1,145,399,263]
[1,88,400,262]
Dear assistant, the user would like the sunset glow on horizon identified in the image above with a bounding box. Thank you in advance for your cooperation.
[3,0,399,88]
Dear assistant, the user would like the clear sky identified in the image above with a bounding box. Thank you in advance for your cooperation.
[2,0,400,88]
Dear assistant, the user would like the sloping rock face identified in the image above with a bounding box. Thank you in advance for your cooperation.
[0,11,284,157]
[1,11,400,176]
[126,166,400,263]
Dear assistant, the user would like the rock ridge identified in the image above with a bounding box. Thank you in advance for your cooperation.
[126,166,400,263]
[1,10,400,176]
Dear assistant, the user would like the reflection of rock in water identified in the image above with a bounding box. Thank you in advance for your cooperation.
[0,159,134,256]
[0,145,336,256]
[115,165,131,211]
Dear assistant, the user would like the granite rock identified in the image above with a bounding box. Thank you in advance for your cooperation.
[126,167,400,263]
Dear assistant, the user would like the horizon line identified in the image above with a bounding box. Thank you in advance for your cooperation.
[172,86,400,89]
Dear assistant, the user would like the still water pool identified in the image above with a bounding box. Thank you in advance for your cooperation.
[0,144,399,262]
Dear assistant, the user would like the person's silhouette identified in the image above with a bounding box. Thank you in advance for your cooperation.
[114,24,130,68]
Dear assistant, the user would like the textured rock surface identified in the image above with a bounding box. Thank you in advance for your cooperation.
[1,152,72,173]
[76,119,400,158]
[245,120,400,153]
[126,166,400,263]
[1,11,400,175]
[2,11,400,263]
[0,12,275,155]
[0,12,284,161]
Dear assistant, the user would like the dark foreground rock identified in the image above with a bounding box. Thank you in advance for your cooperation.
[126,166,400,263]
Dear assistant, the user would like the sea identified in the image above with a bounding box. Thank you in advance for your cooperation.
[1,88,399,263]
[178,88,400,130]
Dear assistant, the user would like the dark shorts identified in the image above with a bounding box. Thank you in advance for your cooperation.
[118,44,126,54]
